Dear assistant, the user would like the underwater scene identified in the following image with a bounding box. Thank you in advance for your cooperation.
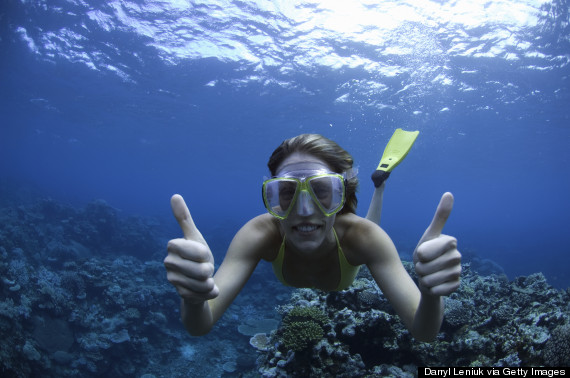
[1,0,569,376]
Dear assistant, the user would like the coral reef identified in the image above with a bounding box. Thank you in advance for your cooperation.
[0,197,289,377]
[256,264,570,376]
[2,195,569,377]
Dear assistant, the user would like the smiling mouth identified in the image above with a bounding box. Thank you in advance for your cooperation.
[293,224,321,233]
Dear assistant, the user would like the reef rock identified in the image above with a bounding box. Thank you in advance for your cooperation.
[255,264,570,375]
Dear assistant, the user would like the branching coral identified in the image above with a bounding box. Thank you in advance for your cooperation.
[282,320,324,352]
[278,306,329,352]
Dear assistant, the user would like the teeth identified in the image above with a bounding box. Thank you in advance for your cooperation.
[297,225,318,232]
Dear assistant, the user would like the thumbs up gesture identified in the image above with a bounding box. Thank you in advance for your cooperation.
[164,194,219,304]
[413,192,462,297]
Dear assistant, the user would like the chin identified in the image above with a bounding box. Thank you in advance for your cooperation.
[287,226,329,252]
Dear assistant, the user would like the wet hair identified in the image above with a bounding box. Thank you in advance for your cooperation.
[267,134,358,215]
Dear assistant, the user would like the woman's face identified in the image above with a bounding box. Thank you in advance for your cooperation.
[275,152,337,255]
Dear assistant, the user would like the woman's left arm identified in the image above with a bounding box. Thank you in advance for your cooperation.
[411,192,461,340]
[355,193,461,342]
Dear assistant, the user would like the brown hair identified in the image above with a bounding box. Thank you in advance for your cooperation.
[267,134,358,215]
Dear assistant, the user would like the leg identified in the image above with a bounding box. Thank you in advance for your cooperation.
[366,128,418,225]
[365,181,385,225]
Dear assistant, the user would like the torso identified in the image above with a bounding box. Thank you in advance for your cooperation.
[280,237,342,290]
[261,213,364,291]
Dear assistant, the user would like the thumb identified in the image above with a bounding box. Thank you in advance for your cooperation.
[417,192,454,246]
[171,194,207,245]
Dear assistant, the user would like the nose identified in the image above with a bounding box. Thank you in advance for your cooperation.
[296,190,315,216]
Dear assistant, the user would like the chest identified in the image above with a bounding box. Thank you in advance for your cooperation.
[281,247,341,291]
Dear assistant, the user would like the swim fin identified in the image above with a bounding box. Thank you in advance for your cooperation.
[371,128,419,188]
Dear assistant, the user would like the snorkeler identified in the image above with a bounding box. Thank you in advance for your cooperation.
[164,133,461,342]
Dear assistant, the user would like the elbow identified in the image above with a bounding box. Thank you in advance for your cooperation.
[410,294,444,342]
[413,331,439,343]
[409,318,441,342]
[410,322,442,342]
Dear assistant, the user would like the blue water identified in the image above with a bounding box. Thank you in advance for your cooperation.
[1,0,569,286]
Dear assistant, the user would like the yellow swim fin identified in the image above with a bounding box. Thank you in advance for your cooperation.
[371,128,419,188]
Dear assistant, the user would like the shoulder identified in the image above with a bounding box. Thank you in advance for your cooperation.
[335,213,397,266]
[335,213,387,244]
[239,213,282,243]
[229,213,282,261]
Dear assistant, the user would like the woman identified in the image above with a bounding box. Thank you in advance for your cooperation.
[164,134,461,342]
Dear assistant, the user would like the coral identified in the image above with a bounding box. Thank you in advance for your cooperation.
[178,343,196,360]
[542,323,570,366]
[1,198,162,261]
[444,297,473,329]
[357,287,384,310]
[256,264,570,375]
[282,320,324,352]
[22,341,41,361]
[122,307,141,320]
[250,333,271,351]
[32,315,74,354]
[0,197,194,377]
[283,306,328,327]
[109,329,130,344]
[222,361,237,373]
[278,306,329,352]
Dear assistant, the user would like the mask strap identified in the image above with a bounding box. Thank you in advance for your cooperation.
[344,166,358,179]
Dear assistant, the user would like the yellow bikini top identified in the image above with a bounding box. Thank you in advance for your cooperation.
[271,228,360,291]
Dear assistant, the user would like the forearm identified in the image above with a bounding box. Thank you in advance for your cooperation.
[411,293,444,342]
[180,299,214,336]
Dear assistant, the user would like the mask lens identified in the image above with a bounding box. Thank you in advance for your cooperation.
[308,175,344,215]
[262,173,345,219]
[263,178,299,218]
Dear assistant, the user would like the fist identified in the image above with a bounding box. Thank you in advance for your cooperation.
[164,194,219,303]
[413,193,462,296]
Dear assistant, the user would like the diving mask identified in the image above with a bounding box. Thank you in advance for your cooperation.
[262,170,346,220]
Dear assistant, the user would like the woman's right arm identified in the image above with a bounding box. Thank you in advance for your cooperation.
[177,219,267,335]
[164,194,276,336]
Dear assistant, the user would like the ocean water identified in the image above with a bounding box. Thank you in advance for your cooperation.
[1,0,569,375]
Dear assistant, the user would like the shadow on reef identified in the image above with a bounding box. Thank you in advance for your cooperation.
[254,265,570,377]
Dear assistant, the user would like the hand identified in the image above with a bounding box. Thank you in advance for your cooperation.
[413,192,462,297]
[164,194,219,304]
